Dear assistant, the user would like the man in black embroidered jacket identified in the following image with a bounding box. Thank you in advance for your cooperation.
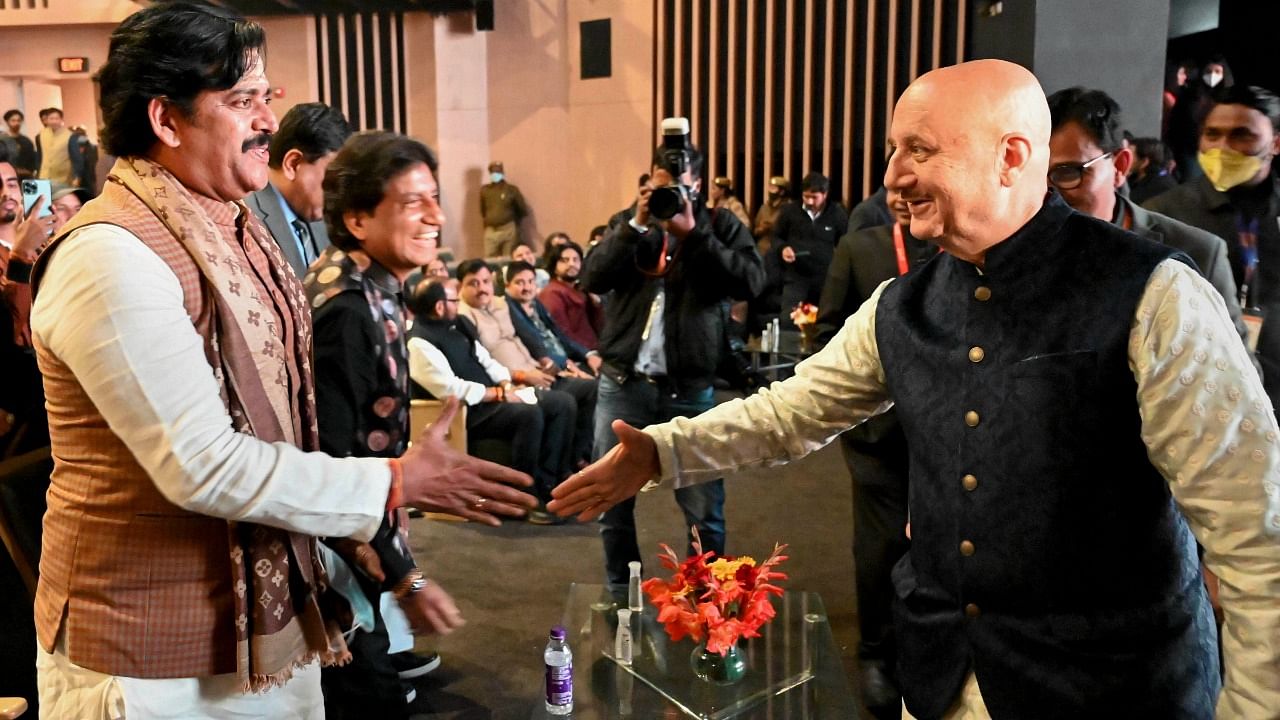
[308,132,463,718]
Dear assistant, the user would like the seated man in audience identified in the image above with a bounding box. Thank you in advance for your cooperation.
[511,243,549,289]
[458,258,597,466]
[407,279,573,525]
[305,131,447,716]
[539,240,604,350]
[505,260,600,380]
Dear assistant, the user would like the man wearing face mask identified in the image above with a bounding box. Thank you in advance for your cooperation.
[480,160,528,258]
[1146,85,1280,406]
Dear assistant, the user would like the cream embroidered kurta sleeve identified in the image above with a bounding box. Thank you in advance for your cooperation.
[32,225,391,542]
[643,258,1280,719]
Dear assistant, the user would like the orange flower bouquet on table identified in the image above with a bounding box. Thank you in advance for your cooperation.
[788,302,818,328]
[789,302,820,350]
[641,528,788,684]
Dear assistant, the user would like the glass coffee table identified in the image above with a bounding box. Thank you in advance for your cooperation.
[532,583,858,719]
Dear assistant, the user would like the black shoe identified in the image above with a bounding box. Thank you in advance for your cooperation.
[859,663,902,719]
[391,651,441,680]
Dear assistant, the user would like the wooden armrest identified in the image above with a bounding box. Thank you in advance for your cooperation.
[0,697,28,719]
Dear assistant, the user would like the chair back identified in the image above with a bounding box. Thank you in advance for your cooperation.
[409,399,468,454]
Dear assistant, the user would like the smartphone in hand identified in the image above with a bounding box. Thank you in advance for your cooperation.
[21,178,53,219]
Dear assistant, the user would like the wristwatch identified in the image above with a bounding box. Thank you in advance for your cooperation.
[393,569,427,599]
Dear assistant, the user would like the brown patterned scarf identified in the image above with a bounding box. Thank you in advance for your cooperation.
[110,157,350,690]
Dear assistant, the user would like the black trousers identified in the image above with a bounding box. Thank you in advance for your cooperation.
[551,375,597,465]
[840,424,911,668]
[467,388,575,502]
[321,571,407,720]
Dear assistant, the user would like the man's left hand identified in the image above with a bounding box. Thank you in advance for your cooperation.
[548,419,659,521]
[397,581,465,635]
[662,196,698,239]
[586,354,603,374]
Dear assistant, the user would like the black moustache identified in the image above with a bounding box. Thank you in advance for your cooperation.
[242,134,273,153]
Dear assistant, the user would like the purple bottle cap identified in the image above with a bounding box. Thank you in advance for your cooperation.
[550,625,567,640]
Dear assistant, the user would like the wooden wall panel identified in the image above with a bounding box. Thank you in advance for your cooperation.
[315,11,407,133]
[655,0,967,209]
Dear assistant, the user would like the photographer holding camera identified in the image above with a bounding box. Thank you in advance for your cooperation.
[582,118,765,590]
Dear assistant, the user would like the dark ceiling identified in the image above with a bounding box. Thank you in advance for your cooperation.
[202,0,475,15]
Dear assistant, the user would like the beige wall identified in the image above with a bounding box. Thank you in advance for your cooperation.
[257,15,318,122]
[428,1,652,260]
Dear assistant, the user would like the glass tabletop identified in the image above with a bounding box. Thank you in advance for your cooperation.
[531,584,858,720]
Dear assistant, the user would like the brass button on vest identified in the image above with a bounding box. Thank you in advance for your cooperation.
[974,286,991,301]
[960,540,975,556]
[964,603,981,618]
[964,410,980,427]
[962,474,978,491]
[968,346,985,363]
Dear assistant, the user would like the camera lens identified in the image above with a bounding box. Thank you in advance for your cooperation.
[649,186,684,220]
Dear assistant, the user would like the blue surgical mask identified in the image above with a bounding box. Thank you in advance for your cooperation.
[490,172,504,183]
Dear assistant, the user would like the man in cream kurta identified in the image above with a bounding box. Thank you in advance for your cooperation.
[551,60,1280,719]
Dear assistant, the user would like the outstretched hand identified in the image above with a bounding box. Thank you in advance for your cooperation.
[547,419,660,522]
[399,396,538,525]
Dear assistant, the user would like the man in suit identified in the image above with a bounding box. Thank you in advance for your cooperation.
[1046,87,1253,361]
[247,102,352,278]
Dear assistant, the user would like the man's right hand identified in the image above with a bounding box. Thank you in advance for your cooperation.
[13,195,53,262]
[514,368,554,389]
[634,183,654,227]
[781,246,797,263]
[398,396,537,525]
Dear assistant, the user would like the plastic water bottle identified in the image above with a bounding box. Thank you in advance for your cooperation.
[627,561,643,613]
[544,625,573,715]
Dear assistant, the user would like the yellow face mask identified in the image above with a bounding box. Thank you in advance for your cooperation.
[1199,147,1266,192]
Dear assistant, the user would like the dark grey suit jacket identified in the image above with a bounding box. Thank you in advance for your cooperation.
[1121,193,1254,357]
[246,183,330,278]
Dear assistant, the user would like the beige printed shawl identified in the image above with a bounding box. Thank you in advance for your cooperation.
[110,157,350,690]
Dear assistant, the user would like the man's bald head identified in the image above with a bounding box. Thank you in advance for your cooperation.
[885,59,1051,264]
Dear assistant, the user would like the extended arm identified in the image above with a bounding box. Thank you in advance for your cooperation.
[1132,259,1280,719]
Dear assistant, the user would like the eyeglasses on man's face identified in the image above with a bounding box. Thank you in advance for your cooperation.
[1048,151,1114,190]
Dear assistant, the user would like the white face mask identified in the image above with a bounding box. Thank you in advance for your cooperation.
[490,172,504,184]
[1205,72,1224,88]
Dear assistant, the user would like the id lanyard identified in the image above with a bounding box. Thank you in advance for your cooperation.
[893,223,939,276]
[893,223,910,276]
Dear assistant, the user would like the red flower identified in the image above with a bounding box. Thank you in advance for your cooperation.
[644,527,789,657]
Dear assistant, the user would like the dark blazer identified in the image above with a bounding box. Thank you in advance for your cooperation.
[505,295,591,368]
[246,183,330,278]
[1120,193,1254,358]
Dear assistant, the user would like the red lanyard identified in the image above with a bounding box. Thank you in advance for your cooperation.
[893,223,910,276]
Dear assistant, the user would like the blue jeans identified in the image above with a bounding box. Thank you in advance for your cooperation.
[594,374,726,587]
